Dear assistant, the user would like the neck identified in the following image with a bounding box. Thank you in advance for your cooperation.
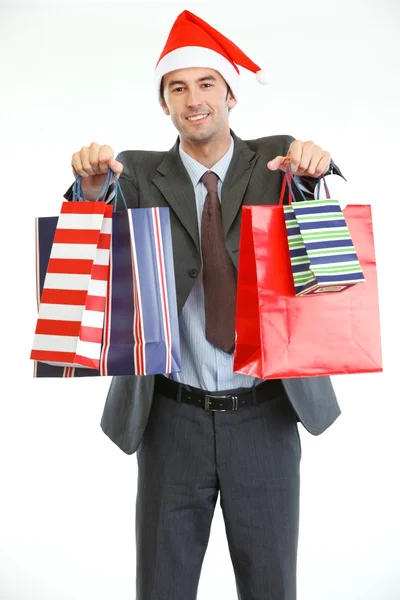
[179,128,232,169]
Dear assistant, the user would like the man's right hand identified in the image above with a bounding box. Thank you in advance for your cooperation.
[71,142,124,200]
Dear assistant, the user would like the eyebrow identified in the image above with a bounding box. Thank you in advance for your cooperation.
[167,75,218,89]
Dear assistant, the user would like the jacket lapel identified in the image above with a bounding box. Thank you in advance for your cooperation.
[221,130,257,238]
[151,138,200,253]
[151,129,257,251]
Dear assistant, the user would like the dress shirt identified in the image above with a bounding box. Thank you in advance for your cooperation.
[169,136,264,391]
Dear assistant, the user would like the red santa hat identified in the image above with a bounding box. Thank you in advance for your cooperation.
[155,10,268,104]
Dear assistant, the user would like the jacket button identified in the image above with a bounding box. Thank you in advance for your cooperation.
[188,268,198,278]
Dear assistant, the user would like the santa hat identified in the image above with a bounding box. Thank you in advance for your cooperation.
[155,10,268,104]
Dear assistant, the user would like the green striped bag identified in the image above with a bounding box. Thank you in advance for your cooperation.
[283,172,365,296]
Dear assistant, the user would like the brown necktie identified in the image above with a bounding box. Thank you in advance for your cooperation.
[200,171,236,354]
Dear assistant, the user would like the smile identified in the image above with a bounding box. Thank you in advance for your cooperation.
[186,113,210,123]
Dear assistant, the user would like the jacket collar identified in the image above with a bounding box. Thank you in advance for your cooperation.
[151,129,257,252]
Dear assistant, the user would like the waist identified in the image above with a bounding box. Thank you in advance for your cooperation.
[154,375,285,412]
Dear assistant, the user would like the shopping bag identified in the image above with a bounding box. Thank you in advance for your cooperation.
[33,215,101,378]
[33,169,181,377]
[233,178,382,379]
[100,179,181,376]
[31,174,113,369]
[282,171,365,295]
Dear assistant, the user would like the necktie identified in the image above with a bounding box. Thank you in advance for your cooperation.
[200,170,236,354]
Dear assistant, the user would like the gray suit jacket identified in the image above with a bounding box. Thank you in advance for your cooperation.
[65,129,341,454]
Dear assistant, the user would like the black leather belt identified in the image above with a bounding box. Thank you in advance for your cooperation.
[154,375,285,412]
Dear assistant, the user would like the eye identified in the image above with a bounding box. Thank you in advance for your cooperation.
[172,83,213,92]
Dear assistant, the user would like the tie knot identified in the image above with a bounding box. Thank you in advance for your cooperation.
[201,170,218,194]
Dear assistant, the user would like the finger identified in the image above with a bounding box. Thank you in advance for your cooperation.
[297,141,318,174]
[110,160,124,178]
[306,149,324,176]
[79,146,97,177]
[71,152,82,177]
[88,141,103,175]
[100,148,123,178]
[72,149,93,178]
[267,155,287,170]
[98,144,115,174]
[314,151,331,177]
[288,140,303,173]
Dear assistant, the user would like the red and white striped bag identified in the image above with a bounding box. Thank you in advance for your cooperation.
[30,201,113,369]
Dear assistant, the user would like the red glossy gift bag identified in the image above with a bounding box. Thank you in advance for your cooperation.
[233,194,383,379]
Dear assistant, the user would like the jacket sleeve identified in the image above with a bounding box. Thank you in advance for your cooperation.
[62,150,140,209]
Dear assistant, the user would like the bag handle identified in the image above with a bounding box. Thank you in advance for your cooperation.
[71,168,113,202]
[71,167,128,210]
[110,170,128,210]
[279,165,331,205]
[316,175,331,199]
[71,175,84,201]
[279,165,307,205]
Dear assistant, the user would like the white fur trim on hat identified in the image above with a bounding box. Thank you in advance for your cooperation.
[155,46,240,102]
[255,69,269,85]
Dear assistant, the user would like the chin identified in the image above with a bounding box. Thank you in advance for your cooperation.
[191,132,214,145]
[184,125,217,142]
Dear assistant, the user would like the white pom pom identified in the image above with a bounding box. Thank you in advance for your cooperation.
[255,69,269,85]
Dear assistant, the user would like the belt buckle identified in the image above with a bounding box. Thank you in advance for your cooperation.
[204,394,238,411]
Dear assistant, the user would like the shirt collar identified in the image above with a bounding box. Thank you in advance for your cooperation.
[178,135,234,187]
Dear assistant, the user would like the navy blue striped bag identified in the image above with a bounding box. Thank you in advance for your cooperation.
[282,168,365,296]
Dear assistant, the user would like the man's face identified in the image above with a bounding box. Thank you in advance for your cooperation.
[160,67,236,143]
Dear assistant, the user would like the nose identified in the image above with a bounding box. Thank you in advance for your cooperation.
[185,86,202,108]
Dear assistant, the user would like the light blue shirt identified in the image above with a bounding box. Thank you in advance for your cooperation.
[170,136,264,391]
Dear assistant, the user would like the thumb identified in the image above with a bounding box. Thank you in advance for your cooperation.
[267,156,288,171]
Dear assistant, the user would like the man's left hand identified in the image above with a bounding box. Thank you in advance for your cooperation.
[267,140,331,178]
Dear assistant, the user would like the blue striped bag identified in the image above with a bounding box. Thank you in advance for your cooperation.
[282,169,365,296]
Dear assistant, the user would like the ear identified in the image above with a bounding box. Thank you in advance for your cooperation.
[227,92,237,111]
[160,98,170,115]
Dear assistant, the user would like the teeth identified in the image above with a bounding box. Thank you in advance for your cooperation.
[187,114,209,121]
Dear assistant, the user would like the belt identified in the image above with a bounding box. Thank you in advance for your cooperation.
[154,375,285,412]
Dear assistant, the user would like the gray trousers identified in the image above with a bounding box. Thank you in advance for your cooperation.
[135,387,302,600]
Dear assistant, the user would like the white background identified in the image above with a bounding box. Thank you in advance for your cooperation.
[1,1,399,598]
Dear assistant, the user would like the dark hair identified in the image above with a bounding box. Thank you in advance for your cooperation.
[160,76,234,112]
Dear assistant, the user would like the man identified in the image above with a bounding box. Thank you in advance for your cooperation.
[65,10,345,600]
